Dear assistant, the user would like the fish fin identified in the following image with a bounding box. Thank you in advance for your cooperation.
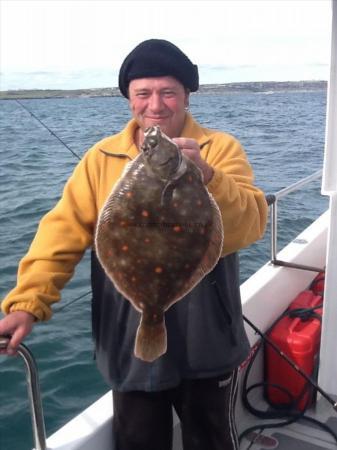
[134,319,167,362]
[160,155,188,206]
[200,193,224,271]
[160,181,175,206]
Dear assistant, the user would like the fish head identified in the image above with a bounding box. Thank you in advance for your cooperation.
[141,126,182,180]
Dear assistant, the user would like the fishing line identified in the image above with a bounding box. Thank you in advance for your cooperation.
[14,99,92,312]
[53,291,92,313]
[15,99,82,161]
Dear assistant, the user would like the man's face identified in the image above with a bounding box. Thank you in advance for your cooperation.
[128,76,189,138]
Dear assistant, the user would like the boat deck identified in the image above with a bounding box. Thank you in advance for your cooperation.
[170,395,337,449]
[238,395,337,450]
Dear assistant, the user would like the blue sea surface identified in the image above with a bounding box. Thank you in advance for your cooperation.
[0,90,328,450]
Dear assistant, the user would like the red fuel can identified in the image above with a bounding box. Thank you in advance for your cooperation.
[310,272,325,296]
[265,290,323,411]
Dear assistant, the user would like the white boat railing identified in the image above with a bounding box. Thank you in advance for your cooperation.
[318,0,337,396]
[266,168,324,272]
[0,336,47,450]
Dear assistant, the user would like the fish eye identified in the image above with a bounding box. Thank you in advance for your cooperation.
[148,137,157,148]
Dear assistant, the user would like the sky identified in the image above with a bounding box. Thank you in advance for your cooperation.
[0,0,333,90]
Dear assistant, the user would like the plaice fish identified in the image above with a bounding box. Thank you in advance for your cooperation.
[95,126,223,362]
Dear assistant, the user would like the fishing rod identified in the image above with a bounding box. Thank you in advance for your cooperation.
[15,99,82,161]
[243,314,337,412]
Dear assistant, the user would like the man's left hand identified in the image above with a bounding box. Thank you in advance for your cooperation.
[173,138,214,185]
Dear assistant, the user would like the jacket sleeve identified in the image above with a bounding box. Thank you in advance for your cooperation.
[1,150,99,321]
[205,133,268,255]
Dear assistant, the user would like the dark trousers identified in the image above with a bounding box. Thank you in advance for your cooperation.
[112,369,239,450]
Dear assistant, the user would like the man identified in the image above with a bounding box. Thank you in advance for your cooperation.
[0,39,268,449]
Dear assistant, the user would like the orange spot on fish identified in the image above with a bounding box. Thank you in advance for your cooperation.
[173,225,182,232]
[155,266,163,274]
[122,245,129,251]
[142,210,149,217]
[120,220,127,227]
[144,237,151,244]
[126,191,134,198]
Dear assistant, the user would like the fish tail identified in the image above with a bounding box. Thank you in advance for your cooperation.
[134,318,167,362]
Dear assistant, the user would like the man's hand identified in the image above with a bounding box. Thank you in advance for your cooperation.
[0,311,35,356]
[173,137,214,184]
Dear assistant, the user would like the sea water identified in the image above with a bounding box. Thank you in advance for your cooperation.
[0,89,328,450]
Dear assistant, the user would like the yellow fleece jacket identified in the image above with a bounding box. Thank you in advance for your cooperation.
[1,114,268,321]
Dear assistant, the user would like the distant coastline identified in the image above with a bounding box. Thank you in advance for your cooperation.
[0,80,327,100]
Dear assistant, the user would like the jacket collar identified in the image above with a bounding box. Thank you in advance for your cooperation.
[98,119,139,159]
[181,112,211,148]
[98,113,211,159]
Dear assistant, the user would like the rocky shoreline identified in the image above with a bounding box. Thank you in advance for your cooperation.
[0,80,327,100]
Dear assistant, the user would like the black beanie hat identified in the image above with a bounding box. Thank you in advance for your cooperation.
[118,39,199,98]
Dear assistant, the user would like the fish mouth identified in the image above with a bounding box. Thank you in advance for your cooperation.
[143,126,161,151]
[144,125,161,136]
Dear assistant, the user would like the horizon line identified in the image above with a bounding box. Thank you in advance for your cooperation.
[0,79,328,94]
